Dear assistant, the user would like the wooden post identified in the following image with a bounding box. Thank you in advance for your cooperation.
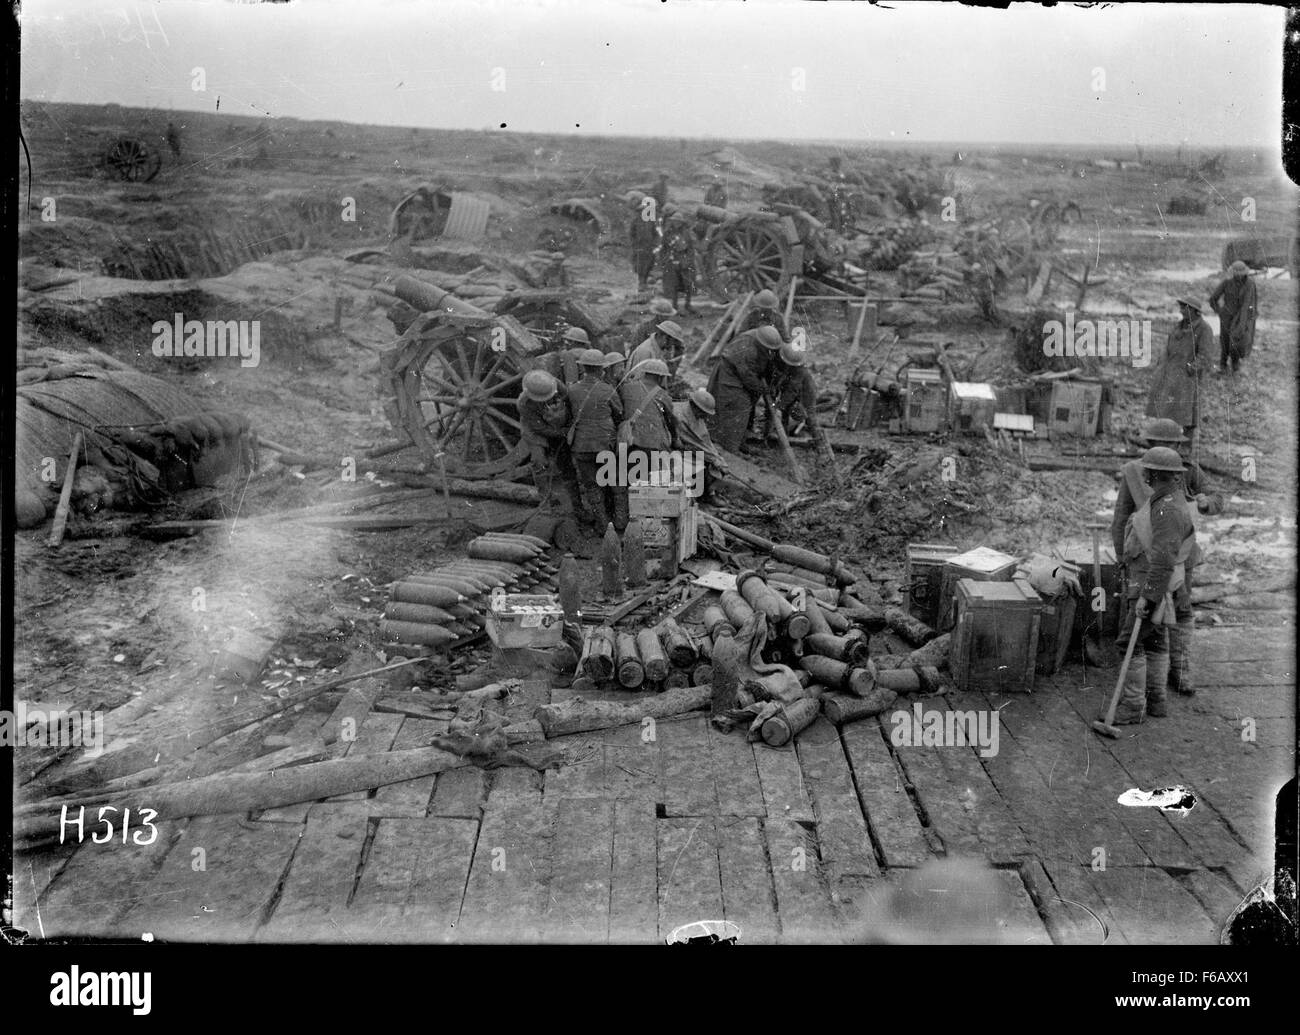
[707,291,754,362]
[691,299,737,366]
[1074,262,1091,310]
[46,432,83,548]
[784,276,799,326]
[847,299,876,358]
[763,396,805,486]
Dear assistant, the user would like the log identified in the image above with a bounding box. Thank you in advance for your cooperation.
[636,628,670,681]
[534,684,713,737]
[804,632,870,666]
[17,747,467,843]
[46,432,83,548]
[821,687,898,725]
[760,698,820,747]
[763,395,806,486]
[657,617,698,668]
[706,515,775,552]
[584,625,616,681]
[702,604,736,639]
[884,606,935,646]
[770,543,854,584]
[615,632,645,689]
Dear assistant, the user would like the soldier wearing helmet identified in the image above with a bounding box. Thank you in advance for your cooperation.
[1111,418,1222,697]
[566,348,625,533]
[1107,446,1199,726]
[618,356,679,457]
[630,297,677,349]
[628,193,660,294]
[672,387,732,504]
[1209,259,1257,376]
[660,212,698,314]
[706,323,782,452]
[768,333,826,449]
[517,369,578,512]
[734,286,791,344]
[626,319,686,394]
[542,325,595,386]
[1146,295,1211,442]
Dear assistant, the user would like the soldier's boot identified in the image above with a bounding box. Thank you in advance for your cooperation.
[1145,638,1171,718]
[1111,648,1147,725]
[1168,617,1196,696]
[611,487,630,536]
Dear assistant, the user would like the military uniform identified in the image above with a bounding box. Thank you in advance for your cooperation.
[1116,489,1198,722]
[629,215,658,291]
[1209,274,1258,372]
[660,223,697,311]
[771,362,821,440]
[517,391,578,511]
[1147,313,1211,433]
[673,399,729,500]
[1112,457,1220,695]
[626,334,688,399]
[566,373,624,531]
[706,329,774,452]
[736,306,791,343]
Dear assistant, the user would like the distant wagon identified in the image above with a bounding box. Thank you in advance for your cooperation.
[1221,233,1299,279]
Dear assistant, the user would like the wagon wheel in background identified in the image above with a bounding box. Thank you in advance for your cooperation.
[493,294,602,352]
[998,217,1038,289]
[1030,202,1062,246]
[103,137,161,182]
[705,216,803,302]
[391,314,533,479]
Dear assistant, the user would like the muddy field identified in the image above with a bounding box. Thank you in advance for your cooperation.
[13,101,1297,741]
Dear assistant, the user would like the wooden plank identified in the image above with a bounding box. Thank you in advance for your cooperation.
[766,817,839,943]
[1023,859,1127,945]
[349,817,478,943]
[370,718,441,817]
[716,815,779,944]
[257,803,372,941]
[458,800,553,942]
[889,717,986,858]
[429,767,487,818]
[327,710,404,801]
[254,708,334,823]
[708,725,766,817]
[31,820,187,938]
[609,798,659,943]
[795,717,879,892]
[841,720,932,868]
[1087,865,1220,944]
[989,867,1054,945]
[1181,868,1243,936]
[753,743,814,823]
[485,766,543,810]
[116,814,300,942]
[657,817,724,942]
[657,716,719,817]
[542,797,614,943]
[1198,661,1294,686]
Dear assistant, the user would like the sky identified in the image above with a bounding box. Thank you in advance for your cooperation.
[18,0,1289,148]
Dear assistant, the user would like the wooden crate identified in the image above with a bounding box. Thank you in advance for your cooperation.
[936,546,1020,633]
[902,368,947,434]
[950,578,1043,694]
[906,543,961,629]
[1036,592,1078,675]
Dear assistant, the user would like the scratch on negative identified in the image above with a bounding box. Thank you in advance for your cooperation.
[664,818,704,895]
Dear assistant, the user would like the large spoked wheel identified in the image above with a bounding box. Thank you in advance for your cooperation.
[104,137,161,182]
[998,217,1038,287]
[494,295,601,352]
[393,315,532,479]
[706,217,800,301]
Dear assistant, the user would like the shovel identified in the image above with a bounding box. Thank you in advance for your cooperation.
[1092,597,1166,738]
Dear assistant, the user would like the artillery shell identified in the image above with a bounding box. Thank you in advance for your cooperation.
[468,540,538,564]
[384,602,457,625]
[390,582,469,608]
[379,620,456,647]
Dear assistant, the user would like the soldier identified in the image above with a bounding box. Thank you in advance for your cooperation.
[1109,447,1199,725]
[630,297,677,348]
[1111,418,1222,696]
[626,320,685,387]
[673,388,732,503]
[165,121,183,159]
[628,195,659,293]
[650,172,670,215]
[769,337,827,450]
[566,349,624,534]
[517,370,577,512]
[1147,296,1211,442]
[704,177,728,209]
[736,288,791,342]
[660,213,698,315]
[543,326,593,386]
[1208,260,1258,376]
[706,324,782,452]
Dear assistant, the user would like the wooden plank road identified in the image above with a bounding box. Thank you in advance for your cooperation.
[16,626,1283,944]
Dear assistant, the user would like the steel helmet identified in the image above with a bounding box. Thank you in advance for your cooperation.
[602,350,626,367]
[523,369,559,402]
[641,358,671,379]
[1140,446,1186,473]
[562,326,590,345]
[656,320,684,342]
[578,348,607,367]
[689,388,716,415]
[754,289,780,310]
[779,339,807,366]
[1140,418,1188,444]
[649,297,677,317]
[755,325,783,350]
[1175,296,1202,313]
